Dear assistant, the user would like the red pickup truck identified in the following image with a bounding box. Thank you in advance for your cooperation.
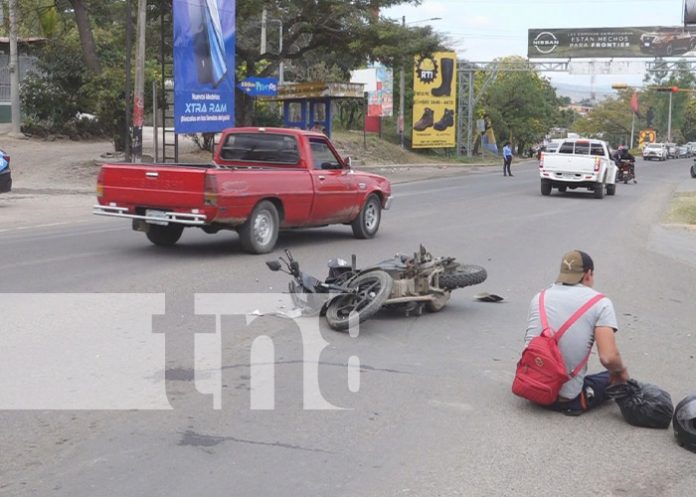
[93,127,392,254]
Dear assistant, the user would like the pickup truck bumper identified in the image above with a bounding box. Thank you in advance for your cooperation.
[384,195,393,210]
[540,171,600,184]
[0,169,11,193]
[93,204,207,226]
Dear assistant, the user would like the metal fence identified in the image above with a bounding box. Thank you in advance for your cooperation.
[0,54,40,101]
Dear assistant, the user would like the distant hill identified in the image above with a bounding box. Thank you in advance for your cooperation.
[552,83,614,103]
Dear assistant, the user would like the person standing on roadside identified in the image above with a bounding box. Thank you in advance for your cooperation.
[503,142,513,176]
[519,250,630,416]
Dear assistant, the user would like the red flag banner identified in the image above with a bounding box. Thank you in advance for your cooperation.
[630,91,641,117]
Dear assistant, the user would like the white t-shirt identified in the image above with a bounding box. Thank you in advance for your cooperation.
[524,283,619,399]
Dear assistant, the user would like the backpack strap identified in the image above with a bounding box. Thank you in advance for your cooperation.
[538,290,605,377]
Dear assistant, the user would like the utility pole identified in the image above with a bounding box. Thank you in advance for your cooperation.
[132,0,147,162]
[124,0,133,161]
[8,0,23,137]
[260,8,267,54]
[399,16,405,148]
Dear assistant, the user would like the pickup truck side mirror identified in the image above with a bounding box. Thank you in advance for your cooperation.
[343,156,353,169]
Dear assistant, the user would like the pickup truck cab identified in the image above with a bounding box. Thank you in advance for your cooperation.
[94,127,392,254]
[538,138,617,199]
[0,150,11,194]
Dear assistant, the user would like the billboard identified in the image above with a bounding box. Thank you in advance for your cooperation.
[529,26,696,58]
[351,64,393,118]
[173,0,236,133]
[686,0,696,25]
[411,52,457,149]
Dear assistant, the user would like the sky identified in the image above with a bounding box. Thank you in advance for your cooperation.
[382,0,689,95]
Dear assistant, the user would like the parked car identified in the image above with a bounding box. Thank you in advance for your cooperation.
[640,27,696,56]
[0,149,11,193]
[677,145,691,158]
[643,143,668,161]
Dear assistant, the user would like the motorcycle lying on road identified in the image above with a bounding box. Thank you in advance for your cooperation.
[616,159,636,184]
[266,246,488,332]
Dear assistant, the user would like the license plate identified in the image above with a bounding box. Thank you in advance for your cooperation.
[145,209,169,225]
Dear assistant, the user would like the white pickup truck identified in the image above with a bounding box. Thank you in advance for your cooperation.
[538,138,617,199]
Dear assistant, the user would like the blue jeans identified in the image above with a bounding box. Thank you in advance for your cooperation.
[549,371,611,416]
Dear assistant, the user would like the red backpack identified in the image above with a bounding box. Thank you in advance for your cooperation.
[512,290,604,406]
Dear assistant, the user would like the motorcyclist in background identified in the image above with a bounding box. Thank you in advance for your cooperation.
[613,145,636,183]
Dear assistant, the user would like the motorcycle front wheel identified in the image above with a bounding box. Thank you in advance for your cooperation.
[325,271,393,332]
[440,265,488,290]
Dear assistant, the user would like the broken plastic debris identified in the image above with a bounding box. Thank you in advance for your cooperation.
[474,292,504,302]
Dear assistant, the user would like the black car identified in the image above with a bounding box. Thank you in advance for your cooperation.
[0,149,12,193]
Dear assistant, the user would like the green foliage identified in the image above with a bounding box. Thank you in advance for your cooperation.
[681,99,696,142]
[20,37,90,135]
[571,95,632,146]
[480,56,561,150]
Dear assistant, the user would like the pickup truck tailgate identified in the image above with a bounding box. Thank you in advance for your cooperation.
[543,155,599,173]
[99,164,209,209]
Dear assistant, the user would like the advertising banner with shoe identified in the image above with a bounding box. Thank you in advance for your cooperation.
[411,51,457,149]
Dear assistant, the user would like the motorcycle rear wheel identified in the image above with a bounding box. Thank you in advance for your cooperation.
[440,265,487,290]
[325,271,392,332]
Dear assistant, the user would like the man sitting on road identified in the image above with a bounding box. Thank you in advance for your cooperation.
[522,250,630,416]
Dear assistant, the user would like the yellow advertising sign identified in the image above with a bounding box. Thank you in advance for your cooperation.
[411,51,457,148]
[638,128,656,148]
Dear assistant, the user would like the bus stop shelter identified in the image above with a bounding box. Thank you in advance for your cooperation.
[261,82,365,137]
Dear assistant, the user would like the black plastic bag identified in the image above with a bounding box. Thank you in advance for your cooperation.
[606,379,674,429]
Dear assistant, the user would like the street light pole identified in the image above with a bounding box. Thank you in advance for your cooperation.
[668,90,673,143]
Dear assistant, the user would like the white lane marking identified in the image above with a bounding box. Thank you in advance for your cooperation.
[0,220,93,233]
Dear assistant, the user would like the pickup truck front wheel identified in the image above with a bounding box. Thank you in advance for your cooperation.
[351,194,381,239]
[238,200,279,254]
[146,224,184,247]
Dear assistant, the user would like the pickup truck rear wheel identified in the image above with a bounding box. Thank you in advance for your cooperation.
[146,224,184,246]
[594,183,605,199]
[606,183,616,196]
[238,200,279,254]
[540,180,552,196]
[351,194,381,239]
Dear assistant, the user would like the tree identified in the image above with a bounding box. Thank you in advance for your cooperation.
[66,0,101,73]
[480,56,562,153]
[234,0,442,125]
[681,98,696,142]
[571,93,634,146]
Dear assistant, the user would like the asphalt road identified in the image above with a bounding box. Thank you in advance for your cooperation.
[1,158,696,497]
